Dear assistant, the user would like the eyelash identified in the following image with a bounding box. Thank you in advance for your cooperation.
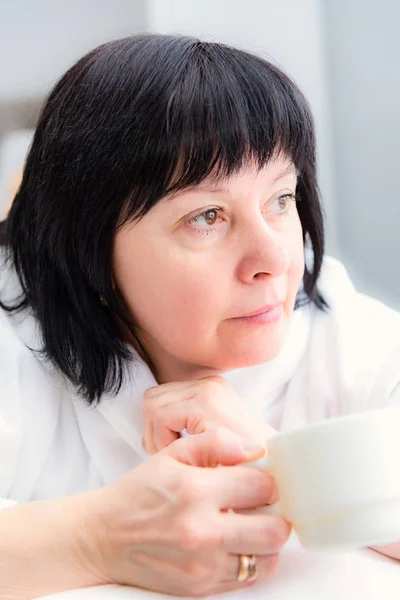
[186,193,297,236]
[187,207,224,236]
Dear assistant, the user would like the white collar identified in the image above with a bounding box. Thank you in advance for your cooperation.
[87,304,312,483]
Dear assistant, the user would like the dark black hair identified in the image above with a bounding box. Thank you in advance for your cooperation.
[0,34,326,404]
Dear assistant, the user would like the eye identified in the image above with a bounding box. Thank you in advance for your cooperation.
[270,193,297,216]
[187,208,221,229]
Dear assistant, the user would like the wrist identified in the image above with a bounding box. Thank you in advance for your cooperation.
[0,493,109,600]
[55,490,113,589]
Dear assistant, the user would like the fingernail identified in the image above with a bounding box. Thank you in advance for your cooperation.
[242,442,265,457]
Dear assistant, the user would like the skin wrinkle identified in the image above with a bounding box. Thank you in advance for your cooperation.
[113,155,304,385]
[146,483,178,506]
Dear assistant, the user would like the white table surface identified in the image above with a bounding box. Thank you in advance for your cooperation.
[38,531,400,600]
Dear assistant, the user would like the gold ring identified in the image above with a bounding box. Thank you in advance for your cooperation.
[237,554,258,583]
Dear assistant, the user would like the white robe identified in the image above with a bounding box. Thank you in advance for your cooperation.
[0,255,399,503]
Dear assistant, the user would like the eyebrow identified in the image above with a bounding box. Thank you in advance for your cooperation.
[272,164,299,184]
[167,165,299,199]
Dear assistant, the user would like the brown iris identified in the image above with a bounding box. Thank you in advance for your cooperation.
[204,210,218,225]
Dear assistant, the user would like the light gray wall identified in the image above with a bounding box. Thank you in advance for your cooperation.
[0,0,146,214]
[0,0,146,99]
[147,0,339,255]
[1,0,338,255]
[324,0,400,309]
[5,0,397,309]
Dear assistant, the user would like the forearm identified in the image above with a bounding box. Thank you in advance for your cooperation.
[0,494,106,600]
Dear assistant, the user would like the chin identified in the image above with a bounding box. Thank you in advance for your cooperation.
[237,344,283,368]
[226,319,288,369]
[213,336,285,371]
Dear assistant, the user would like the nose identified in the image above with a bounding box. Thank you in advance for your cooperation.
[236,219,290,282]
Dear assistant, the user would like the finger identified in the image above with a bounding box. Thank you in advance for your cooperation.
[143,384,194,417]
[154,418,181,451]
[144,375,224,399]
[143,389,180,454]
[220,512,292,555]
[144,380,199,399]
[162,428,265,467]
[144,399,196,453]
[222,552,280,585]
[153,401,207,450]
[203,464,279,510]
[143,419,158,455]
[143,387,200,454]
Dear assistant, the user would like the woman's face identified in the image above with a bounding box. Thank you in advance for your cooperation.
[113,155,304,383]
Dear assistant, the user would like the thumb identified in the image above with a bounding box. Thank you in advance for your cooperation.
[161,428,265,468]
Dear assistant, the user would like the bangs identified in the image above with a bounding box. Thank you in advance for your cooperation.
[123,40,315,222]
[2,34,325,404]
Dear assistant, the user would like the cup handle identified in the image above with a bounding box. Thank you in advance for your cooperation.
[244,455,281,516]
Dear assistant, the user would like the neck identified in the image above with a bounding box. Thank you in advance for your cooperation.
[132,329,224,384]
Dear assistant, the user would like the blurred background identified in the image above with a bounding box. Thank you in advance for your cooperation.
[0,0,399,309]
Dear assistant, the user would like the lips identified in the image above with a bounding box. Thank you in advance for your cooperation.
[236,301,283,319]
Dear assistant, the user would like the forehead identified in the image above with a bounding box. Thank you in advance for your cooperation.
[168,156,298,199]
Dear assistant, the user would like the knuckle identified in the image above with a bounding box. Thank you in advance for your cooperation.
[155,455,182,483]
[153,410,167,431]
[263,473,279,505]
[244,470,276,505]
[196,389,216,410]
[141,397,154,416]
[206,376,227,393]
[143,385,157,398]
[176,476,205,506]
[142,391,153,405]
[177,522,202,552]
[178,516,221,553]
[208,375,228,387]
[179,521,204,552]
[196,377,230,412]
[209,426,238,448]
[178,509,223,556]
[268,477,280,504]
[198,376,225,402]
[265,516,292,549]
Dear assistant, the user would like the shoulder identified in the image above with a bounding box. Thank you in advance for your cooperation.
[0,250,43,365]
[0,253,69,500]
[316,255,400,338]
[306,255,400,411]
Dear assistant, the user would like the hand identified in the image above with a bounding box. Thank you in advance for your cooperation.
[370,542,400,560]
[142,375,277,454]
[82,429,291,597]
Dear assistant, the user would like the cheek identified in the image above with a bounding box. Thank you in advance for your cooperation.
[114,238,223,338]
[286,217,305,300]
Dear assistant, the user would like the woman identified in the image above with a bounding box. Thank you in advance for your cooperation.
[0,34,399,599]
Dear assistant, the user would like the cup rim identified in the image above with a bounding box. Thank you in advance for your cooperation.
[269,405,400,443]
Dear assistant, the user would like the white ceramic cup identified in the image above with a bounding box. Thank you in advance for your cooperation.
[249,406,400,551]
